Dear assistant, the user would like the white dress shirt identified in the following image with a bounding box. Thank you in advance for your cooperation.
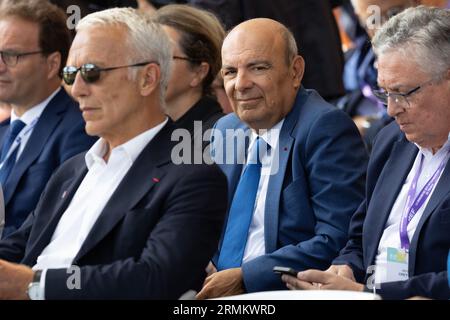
[9,88,60,160]
[243,120,284,263]
[32,118,167,299]
[375,137,450,283]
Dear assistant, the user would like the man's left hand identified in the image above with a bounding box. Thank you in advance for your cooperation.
[0,259,34,300]
[282,269,364,292]
[196,268,245,299]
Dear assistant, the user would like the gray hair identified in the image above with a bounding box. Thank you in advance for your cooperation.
[372,6,450,76]
[76,7,172,106]
[282,27,298,66]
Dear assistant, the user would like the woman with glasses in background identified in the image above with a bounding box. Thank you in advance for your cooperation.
[152,4,225,146]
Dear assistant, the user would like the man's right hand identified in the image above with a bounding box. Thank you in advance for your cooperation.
[325,265,356,282]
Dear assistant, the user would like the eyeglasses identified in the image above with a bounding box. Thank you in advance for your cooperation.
[0,50,44,67]
[173,55,200,63]
[373,76,443,108]
[62,61,156,85]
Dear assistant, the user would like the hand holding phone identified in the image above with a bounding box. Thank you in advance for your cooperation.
[273,266,299,277]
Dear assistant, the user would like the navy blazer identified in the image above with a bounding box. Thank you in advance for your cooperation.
[334,122,450,299]
[0,88,97,237]
[211,88,368,292]
[0,122,228,299]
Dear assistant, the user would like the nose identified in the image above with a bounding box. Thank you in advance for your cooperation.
[234,69,253,92]
[70,71,90,99]
[386,96,405,118]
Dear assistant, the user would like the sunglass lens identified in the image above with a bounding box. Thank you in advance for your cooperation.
[62,66,77,85]
[81,64,100,83]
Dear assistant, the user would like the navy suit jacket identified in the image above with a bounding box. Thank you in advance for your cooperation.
[211,88,368,292]
[334,122,450,300]
[0,122,228,299]
[0,88,97,237]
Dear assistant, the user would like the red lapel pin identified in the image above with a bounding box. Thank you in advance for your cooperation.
[152,177,160,183]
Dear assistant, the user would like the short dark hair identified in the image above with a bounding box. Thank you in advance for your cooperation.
[0,0,71,76]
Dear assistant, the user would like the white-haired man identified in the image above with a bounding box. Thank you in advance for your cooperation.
[283,6,450,300]
[0,7,227,300]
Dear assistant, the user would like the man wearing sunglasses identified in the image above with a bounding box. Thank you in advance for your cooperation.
[282,6,450,299]
[0,7,227,300]
[0,0,96,238]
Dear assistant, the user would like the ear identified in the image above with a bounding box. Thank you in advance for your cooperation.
[189,62,210,88]
[46,52,61,80]
[291,55,305,89]
[139,62,161,96]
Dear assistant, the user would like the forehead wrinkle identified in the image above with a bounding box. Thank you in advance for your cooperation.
[0,19,39,50]
[222,47,274,67]
[68,31,125,68]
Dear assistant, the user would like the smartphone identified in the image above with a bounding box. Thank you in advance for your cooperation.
[273,266,299,277]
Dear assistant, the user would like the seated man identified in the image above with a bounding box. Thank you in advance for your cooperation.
[282,6,450,300]
[0,0,97,237]
[197,18,368,299]
[0,7,227,300]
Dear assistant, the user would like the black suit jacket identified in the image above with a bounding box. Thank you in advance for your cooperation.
[173,96,224,154]
[0,88,97,237]
[0,122,228,299]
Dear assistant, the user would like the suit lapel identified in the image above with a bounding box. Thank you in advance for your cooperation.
[207,123,248,259]
[4,89,69,204]
[264,89,307,253]
[0,121,8,143]
[22,162,87,265]
[215,121,249,205]
[408,155,450,275]
[72,124,173,262]
[365,139,418,267]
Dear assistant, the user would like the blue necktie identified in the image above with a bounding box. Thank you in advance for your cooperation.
[0,120,26,185]
[447,250,450,288]
[217,137,267,270]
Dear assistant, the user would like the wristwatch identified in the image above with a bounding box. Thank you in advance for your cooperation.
[27,270,43,300]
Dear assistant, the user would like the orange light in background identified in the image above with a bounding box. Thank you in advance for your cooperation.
[333,7,354,53]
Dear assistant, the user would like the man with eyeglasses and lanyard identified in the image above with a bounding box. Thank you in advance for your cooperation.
[0,7,227,300]
[0,0,96,238]
[282,6,450,299]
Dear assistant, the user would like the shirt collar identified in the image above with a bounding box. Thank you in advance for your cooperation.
[10,87,61,125]
[250,119,285,150]
[85,117,168,169]
[416,134,450,159]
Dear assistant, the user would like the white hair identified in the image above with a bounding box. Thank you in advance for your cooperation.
[76,7,172,106]
[372,6,450,76]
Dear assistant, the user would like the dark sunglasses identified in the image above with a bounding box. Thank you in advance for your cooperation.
[62,61,156,85]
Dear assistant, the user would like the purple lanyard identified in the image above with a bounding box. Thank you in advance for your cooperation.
[400,151,449,249]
